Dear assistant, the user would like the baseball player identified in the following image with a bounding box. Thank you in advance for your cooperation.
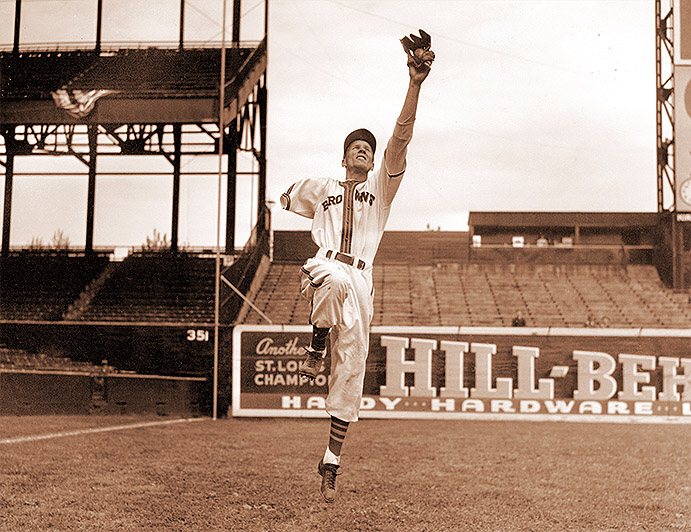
[280,30,435,503]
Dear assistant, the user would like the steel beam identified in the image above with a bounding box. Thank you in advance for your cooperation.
[85,125,98,253]
[171,124,182,253]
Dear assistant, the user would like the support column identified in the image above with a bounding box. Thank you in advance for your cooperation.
[171,124,182,254]
[13,0,21,54]
[2,153,15,256]
[95,0,103,54]
[672,215,683,290]
[232,0,241,44]
[178,0,185,51]
[257,79,267,231]
[85,125,98,253]
[225,121,238,253]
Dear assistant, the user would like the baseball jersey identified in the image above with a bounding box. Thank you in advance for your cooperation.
[281,150,405,264]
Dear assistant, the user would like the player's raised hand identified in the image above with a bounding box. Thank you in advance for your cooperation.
[400,29,435,84]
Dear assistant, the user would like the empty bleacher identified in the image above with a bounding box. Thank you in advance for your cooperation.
[63,48,252,98]
[1,48,252,101]
[0,251,111,321]
[0,50,99,100]
[240,261,691,329]
[3,229,690,329]
[247,225,691,329]
[249,262,308,325]
[76,253,215,323]
[0,346,100,372]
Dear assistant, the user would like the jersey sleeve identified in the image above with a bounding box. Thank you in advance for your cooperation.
[379,112,416,205]
[379,147,405,206]
[280,177,329,219]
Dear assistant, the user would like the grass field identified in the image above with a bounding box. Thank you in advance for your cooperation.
[1,415,690,532]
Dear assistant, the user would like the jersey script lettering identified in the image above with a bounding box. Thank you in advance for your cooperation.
[322,191,376,212]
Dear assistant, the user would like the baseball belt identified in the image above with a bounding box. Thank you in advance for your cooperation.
[325,250,366,270]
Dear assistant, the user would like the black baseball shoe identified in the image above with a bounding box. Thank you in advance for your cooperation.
[317,459,341,503]
[299,347,324,380]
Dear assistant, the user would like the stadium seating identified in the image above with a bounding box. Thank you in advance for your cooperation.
[0,51,99,100]
[0,251,111,321]
[0,346,99,372]
[1,48,252,101]
[62,48,229,98]
[75,253,215,323]
[249,263,307,324]
[2,239,689,329]
[240,261,691,329]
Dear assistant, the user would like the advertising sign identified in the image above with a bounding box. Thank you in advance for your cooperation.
[675,66,691,212]
[232,325,691,423]
[676,0,691,211]
[675,0,691,65]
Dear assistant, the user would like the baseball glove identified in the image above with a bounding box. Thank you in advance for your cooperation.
[400,29,435,69]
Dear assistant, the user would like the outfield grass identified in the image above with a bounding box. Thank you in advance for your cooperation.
[1,416,690,531]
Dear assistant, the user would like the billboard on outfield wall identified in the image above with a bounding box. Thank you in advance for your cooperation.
[675,0,691,212]
[232,325,691,422]
[675,68,691,213]
[675,0,691,65]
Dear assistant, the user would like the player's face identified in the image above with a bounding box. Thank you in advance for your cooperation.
[343,140,374,173]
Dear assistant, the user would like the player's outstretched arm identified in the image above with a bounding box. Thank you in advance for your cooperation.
[386,29,435,177]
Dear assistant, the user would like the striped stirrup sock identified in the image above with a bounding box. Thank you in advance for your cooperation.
[328,416,350,457]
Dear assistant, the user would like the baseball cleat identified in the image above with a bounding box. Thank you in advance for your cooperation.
[299,347,324,380]
[318,459,340,503]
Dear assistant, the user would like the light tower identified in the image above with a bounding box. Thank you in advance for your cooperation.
[656,0,691,290]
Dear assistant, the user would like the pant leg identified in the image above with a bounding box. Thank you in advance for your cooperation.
[300,258,350,329]
[324,268,373,422]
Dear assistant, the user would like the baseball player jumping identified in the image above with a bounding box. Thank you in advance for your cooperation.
[280,30,435,503]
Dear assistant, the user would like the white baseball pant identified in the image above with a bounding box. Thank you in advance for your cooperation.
[300,250,373,422]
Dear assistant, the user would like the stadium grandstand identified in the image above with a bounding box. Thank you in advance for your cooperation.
[0,0,269,416]
[2,213,688,331]
[237,213,691,330]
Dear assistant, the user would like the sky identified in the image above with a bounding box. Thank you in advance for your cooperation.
[0,0,660,249]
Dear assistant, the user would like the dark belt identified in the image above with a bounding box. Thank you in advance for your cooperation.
[325,250,366,270]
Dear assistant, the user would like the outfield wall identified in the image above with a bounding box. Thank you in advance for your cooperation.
[0,369,205,416]
[0,322,233,416]
[232,325,691,423]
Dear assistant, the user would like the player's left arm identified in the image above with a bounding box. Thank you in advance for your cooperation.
[384,30,435,187]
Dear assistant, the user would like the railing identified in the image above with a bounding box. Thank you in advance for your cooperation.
[219,206,271,322]
[468,243,656,266]
[4,247,114,255]
[468,243,656,250]
[4,246,234,261]
[0,40,263,53]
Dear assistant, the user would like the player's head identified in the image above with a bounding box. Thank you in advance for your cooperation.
[344,128,376,156]
[342,128,376,173]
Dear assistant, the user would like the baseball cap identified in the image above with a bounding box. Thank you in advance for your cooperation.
[343,128,376,156]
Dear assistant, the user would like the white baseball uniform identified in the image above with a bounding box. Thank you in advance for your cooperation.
[281,145,406,422]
